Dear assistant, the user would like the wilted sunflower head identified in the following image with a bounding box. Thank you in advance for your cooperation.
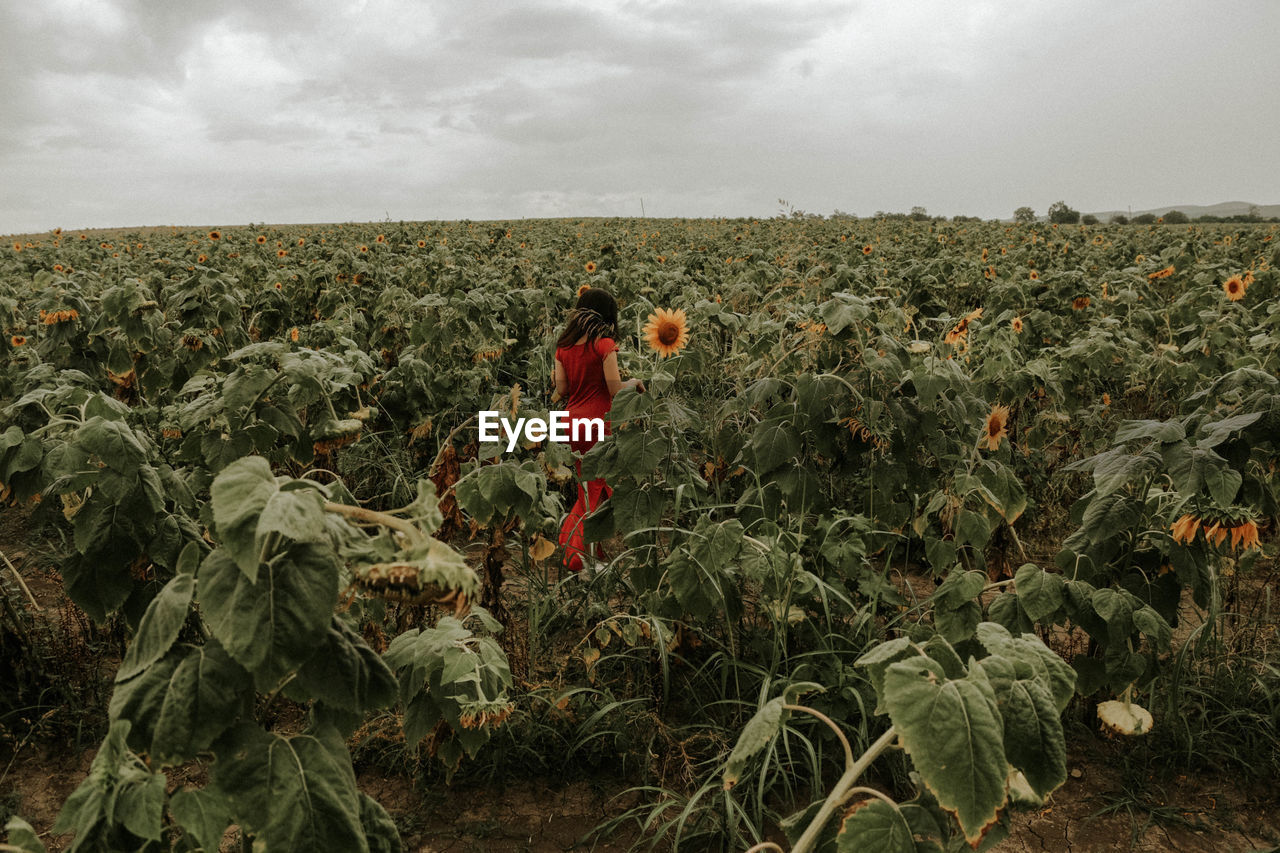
[643,307,689,358]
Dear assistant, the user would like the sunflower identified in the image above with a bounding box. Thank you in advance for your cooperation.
[1072,296,1091,310]
[208,230,221,240]
[1222,275,1246,301]
[981,248,989,261]
[1102,392,1111,406]
[862,244,873,255]
[375,234,386,243]
[277,249,288,258]
[577,284,590,298]
[944,307,983,346]
[417,240,427,248]
[359,245,369,253]
[982,404,1010,451]
[643,307,689,358]
[197,254,207,263]
[10,335,25,347]
[1147,265,1175,281]
[1028,270,1039,280]
[289,327,299,342]
[297,237,306,246]
[584,261,597,273]
[1011,317,1023,334]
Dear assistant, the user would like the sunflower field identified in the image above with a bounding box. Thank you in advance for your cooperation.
[2,217,1279,851]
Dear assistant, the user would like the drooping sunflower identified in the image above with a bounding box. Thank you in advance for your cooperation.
[982,403,1010,451]
[1170,513,1200,544]
[944,307,984,346]
[1222,274,1247,301]
[643,307,689,358]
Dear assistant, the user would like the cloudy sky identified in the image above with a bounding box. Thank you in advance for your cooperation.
[2,0,1277,234]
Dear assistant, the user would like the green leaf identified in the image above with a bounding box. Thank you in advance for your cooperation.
[259,488,326,545]
[835,798,915,853]
[976,655,1066,799]
[358,793,403,853]
[110,641,251,764]
[1133,605,1172,652]
[170,787,231,852]
[114,771,166,840]
[211,723,368,853]
[3,816,47,853]
[1090,447,1157,497]
[882,657,1007,845]
[116,570,195,682]
[723,697,788,789]
[1012,563,1063,624]
[199,543,338,685]
[1113,419,1185,444]
[749,418,801,474]
[293,618,399,712]
[210,455,278,580]
[855,637,916,714]
[974,623,1077,713]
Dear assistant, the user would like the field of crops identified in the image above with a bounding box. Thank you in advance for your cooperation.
[2,217,1279,851]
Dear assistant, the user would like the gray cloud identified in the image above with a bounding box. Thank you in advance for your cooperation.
[2,0,1278,234]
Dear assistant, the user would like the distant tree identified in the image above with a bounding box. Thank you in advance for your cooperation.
[1162,210,1189,224]
[909,206,930,222]
[1013,206,1036,223]
[1081,214,1099,225]
[1132,213,1158,224]
[1110,214,1129,225]
[1047,201,1081,224]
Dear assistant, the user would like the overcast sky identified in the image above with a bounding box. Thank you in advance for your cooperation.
[2,0,1277,234]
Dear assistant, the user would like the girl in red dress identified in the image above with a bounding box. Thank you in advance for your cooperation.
[553,288,644,573]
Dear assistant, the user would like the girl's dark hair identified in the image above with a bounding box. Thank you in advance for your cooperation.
[556,287,619,349]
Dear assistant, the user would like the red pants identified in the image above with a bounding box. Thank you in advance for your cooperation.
[559,450,611,573]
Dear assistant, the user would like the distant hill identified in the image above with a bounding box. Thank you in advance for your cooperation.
[1085,201,1280,221]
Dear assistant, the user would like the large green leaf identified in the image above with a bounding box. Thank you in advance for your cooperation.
[116,552,196,682]
[975,654,1066,799]
[1012,563,1063,624]
[835,798,915,853]
[110,641,251,764]
[211,723,368,853]
[749,418,801,474]
[169,787,231,852]
[210,455,278,580]
[4,816,47,853]
[292,617,399,712]
[722,697,787,789]
[199,543,338,686]
[882,658,1007,845]
[358,792,403,853]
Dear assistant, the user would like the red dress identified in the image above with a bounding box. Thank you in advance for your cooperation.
[555,337,616,572]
